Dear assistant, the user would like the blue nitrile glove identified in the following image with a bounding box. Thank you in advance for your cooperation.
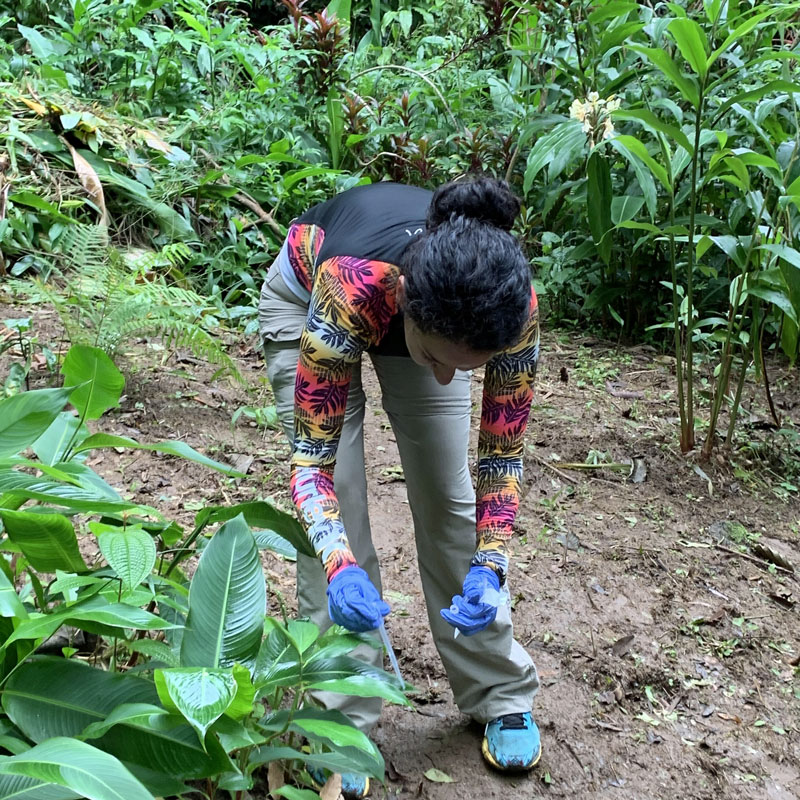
[327,566,390,632]
[440,566,501,636]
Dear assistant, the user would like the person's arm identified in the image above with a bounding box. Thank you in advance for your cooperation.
[290,255,399,581]
[472,288,540,585]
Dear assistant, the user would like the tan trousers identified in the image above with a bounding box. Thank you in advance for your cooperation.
[259,262,539,732]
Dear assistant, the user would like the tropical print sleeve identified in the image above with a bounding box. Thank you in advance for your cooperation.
[290,255,399,582]
[471,288,539,585]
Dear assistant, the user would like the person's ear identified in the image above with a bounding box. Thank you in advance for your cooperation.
[396,274,406,308]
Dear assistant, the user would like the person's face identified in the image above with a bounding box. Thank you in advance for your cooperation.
[397,276,497,385]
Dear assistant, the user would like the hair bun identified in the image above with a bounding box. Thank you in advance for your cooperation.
[427,177,521,232]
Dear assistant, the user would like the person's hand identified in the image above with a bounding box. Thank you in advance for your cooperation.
[327,566,390,632]
[440,566,501,636]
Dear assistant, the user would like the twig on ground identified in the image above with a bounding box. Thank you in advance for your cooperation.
[713,543,797,580]
[527,450,580,485]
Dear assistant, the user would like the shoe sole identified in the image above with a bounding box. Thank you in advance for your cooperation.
[481,737,542,772]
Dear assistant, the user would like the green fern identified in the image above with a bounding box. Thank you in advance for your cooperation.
[17,224,242,383]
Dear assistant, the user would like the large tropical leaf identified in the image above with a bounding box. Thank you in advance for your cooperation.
[0,738,154,800]
[1,596,172,652]
[154,668,238,743]
[0,471,143,514]
[31,414,89,467]
[92,524,157,593]
[60,346,125,421]
[194,501,311,557]
[72,434,244,477]
[258,709,383,779]
[0,510,85,573]
[2,658,231,784]
[180,515,266,669]
[0,389,73,459]
[0,773,78,799]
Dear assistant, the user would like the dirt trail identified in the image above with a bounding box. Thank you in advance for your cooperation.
[5,306,800,800]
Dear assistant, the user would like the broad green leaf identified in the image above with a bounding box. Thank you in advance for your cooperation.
[2,658,231,782]
[610,135,670,191]
[587,152,613,264]
[2,596,172,651]
[598,21,644,57]
[306,675,409,705]
[612,108,692,155]
[668,18,708,78]
[610,140,659,220]
[524,120,585,193]
[195,501,309,556]
[760,243,800,272]
[60,346,124,421]
[0,773,79,799]
[73,434,244,477]
[155,668,237,743]
[265,708,380,759]
[93,525,156,592]
[0,738,155,800]
[0,510,85,573]
[181,515,266,669]
[253,529,297,560]
[248,743,382,780]
[80,704,171,741]
[0,472,141,514]
[0,388,73,458]
[272,787,321,800]
[123,638,180,667]
[7,193,75,224]
[713,80,800,123]
[326,0,351,23]
[0,569,27,619]
[16,24,67,59]
[611,195,646,225]
[31,414,89,467]
[707,6,782,69]
[630,45,699,107]
[59,113,81,132]
[746,284,798,325]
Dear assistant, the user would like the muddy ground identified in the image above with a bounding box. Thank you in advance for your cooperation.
[3,305,800,800]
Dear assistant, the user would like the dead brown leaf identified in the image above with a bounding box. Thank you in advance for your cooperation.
[267,761,284,798]
[64,140,108,225]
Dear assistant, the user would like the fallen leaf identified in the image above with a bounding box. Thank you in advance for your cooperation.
[17,95,47,115]
[64,140,108,225]
[267,761,284,797]
[424,768,454,783]
[555,531,581,551]
[628,455,647,484]
[320,773,343,800]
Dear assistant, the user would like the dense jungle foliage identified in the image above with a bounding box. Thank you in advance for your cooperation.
[0,1,799,797]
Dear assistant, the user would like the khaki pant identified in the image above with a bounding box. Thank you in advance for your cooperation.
[259,261,539,732]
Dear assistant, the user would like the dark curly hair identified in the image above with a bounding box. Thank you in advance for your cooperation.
[400,177,531,352]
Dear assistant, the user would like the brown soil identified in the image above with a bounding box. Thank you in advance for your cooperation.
[3,305,800,800]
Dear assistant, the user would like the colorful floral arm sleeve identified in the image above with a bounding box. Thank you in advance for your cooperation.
[472,289,539,584]
[290,256,399,582]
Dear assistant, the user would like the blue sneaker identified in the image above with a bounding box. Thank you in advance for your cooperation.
[482,712,542,771]
[308,765,370,799]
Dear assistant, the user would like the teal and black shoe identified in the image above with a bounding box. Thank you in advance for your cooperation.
[307,766,370,800]
[482,712,542,772]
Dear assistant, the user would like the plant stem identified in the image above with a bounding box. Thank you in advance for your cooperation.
[668,197,688,449]
[684,86,707,452]
[725,347,751,447]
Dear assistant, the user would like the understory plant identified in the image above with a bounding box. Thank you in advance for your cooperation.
[0,346,408,799]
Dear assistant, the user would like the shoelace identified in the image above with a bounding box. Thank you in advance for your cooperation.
[499,713,529,731]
